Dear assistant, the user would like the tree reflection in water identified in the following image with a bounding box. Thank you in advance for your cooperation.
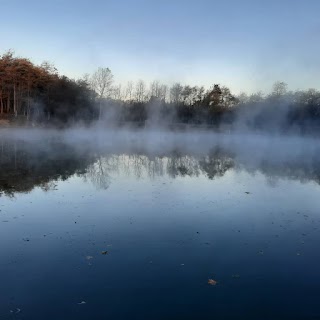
[1,133,320,196]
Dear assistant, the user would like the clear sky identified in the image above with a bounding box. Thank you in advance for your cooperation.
[1,0,319,94]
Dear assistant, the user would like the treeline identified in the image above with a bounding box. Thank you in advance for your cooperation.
[1,51,320,132]
[0,51,96,123]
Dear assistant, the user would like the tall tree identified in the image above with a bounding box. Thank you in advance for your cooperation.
[170,83,183,103]
[135,80,146,102]
[272,81,288,97]
[90,67,114,119]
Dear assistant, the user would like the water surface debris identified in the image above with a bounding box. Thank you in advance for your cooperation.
[10,308,21,314]
[208,279,218,286]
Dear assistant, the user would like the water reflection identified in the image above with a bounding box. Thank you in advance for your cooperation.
[1,134,320,196]
[0,138,93,196]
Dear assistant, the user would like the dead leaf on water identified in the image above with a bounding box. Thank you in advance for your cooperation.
[208,279,218,286]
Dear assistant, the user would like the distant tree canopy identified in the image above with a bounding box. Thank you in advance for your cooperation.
[0,50,96,123]
[1,50,320,133]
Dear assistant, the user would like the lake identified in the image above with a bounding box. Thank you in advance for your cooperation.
[0,129,320,319]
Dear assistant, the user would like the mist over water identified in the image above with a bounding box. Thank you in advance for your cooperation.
[1,127,320,197]
[2,127,320,188]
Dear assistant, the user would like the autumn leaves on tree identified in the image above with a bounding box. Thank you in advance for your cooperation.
[0,50,94,122]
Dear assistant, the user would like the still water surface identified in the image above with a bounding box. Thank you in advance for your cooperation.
[0,130,320,319]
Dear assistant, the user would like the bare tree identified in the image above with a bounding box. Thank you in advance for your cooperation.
[125,81,133,101]
[111,84,122,100]
[135,80,146,102]
[159,84,168,101]
[149,80,162,99]
[272,81,288,97]
[91,67,114,119]
[170,83,183,103]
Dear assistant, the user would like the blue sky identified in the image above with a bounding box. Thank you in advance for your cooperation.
[1,0,319,93]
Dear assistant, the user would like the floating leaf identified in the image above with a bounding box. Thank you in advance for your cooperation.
[208,279,218,286]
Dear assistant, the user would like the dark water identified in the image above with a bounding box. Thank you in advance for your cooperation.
[1,129,320,320]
